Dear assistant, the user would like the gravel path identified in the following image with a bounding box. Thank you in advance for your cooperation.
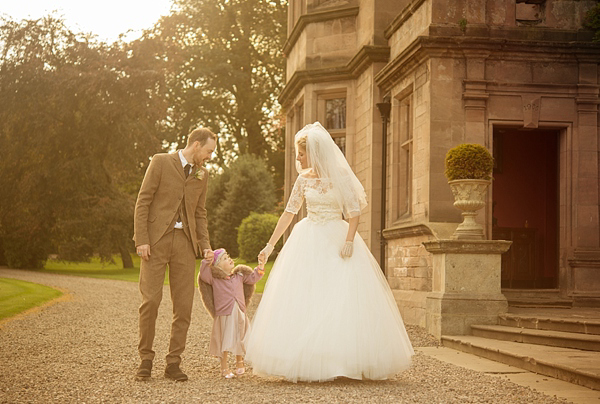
[0,268,567,403]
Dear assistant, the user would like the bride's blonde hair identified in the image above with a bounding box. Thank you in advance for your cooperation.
[296,134,307,150]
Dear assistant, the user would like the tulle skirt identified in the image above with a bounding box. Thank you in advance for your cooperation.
[209,301,251,357]
[245,217,414,382]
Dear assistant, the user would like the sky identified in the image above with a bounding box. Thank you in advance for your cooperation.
[0,0,175,42]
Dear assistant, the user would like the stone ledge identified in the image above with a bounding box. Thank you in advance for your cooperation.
[423,239,512,254]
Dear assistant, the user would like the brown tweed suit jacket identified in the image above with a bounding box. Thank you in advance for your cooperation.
[133,151,210,256]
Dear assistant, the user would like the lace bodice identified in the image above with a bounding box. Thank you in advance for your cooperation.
[285,176,345,224]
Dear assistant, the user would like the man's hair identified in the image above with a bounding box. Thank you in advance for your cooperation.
[187,128,216,147]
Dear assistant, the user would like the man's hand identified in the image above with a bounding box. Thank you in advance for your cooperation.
[136,244,151,262]
[340,241,353,258]
[203,249,214,262]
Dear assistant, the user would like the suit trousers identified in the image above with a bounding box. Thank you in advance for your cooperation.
[138,228,196,365]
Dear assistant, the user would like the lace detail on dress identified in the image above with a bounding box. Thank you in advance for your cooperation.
[284,176,342,224]
[285,176,305,214]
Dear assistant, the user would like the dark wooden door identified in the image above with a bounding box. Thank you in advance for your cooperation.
[493,227,537,288]
[492,129,559,289]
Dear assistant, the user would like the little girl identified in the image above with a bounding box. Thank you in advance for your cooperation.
[198,248,264,378]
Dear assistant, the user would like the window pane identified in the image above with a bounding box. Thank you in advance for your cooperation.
[333,136,346,155]
[326,98,346,130]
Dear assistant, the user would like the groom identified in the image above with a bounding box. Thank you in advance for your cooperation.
[133,128,216,381]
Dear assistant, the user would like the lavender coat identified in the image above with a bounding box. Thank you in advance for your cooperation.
[198,259,264,317]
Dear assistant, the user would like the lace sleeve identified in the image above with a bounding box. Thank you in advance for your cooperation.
[285,175,305,214]
[339,174,367,219]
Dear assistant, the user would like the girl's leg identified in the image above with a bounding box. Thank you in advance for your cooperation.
[220,352,234,379]
[235,355,245,375]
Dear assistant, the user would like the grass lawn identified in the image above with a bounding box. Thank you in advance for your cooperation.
[40,255,273,293]
[0,278,63,321]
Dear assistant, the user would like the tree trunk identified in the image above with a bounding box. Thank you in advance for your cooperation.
[119,244,134,269]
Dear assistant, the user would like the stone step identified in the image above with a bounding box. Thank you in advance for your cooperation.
[441,335,600,391]
[499,313,600,335]
[502,289,573,308]
[471,324,600,351]
[508,300,573,309]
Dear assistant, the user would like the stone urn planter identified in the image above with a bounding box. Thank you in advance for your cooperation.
[444,143,494,240]
[448,179,491,239]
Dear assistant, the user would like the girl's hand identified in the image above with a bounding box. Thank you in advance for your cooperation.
[340,241,353,258]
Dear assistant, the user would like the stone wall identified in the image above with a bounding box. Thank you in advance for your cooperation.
[386,233,434,327]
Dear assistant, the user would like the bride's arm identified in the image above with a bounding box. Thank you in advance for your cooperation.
[346,215,360,242]
[268,211,295,246]
[258,211,295,263]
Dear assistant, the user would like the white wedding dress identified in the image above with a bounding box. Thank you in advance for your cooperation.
[245,175,414,382]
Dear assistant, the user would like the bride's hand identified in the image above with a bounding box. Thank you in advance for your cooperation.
[340,241,353,258]
[259,243,274,263]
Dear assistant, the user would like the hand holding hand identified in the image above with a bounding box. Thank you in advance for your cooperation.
[203,249,214,263]
[257,260,265,274]
[340,241,353,258]
[258,243,274,265]
[136,244,151,262]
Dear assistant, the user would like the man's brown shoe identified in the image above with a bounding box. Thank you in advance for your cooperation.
[164,363,188,381]
[135,360,152,381]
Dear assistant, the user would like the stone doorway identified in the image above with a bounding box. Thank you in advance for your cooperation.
[491,128,559,289]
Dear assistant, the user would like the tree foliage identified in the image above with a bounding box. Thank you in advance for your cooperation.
[584,3,600,42]
[207,155,277,257]
[0,16,167,268]
[0,0,288,268]
[150,0,287,163]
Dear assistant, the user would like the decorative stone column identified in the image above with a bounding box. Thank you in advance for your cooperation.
[423,239,511,338]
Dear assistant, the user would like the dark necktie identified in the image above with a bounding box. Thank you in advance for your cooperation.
[177,164,192,225]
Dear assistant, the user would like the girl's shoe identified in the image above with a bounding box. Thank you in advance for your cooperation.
[235,360,245,375]
[221,369,235,379]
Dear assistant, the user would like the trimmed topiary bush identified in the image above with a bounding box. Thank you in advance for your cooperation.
[444,143,494,181]
[237,212,282,262]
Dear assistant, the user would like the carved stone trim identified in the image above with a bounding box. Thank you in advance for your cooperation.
[521,95,542,128]
[576,84,600,113]
[423,239,512,255]
[279,45,390,105]
[463,79,490,110]
[283,6,360,56]
[375,36,600,92]
[382,223,434,240]
[347,45,390,76]
[383,0,427,40]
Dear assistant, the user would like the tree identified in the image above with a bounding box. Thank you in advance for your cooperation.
[0,15,168,268]
[207,154,277,257]
[149,0,287,163]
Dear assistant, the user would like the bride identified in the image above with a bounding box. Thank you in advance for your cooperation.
[245,122,414,382]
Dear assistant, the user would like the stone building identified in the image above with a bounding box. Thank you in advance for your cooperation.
[278,0,600,327]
